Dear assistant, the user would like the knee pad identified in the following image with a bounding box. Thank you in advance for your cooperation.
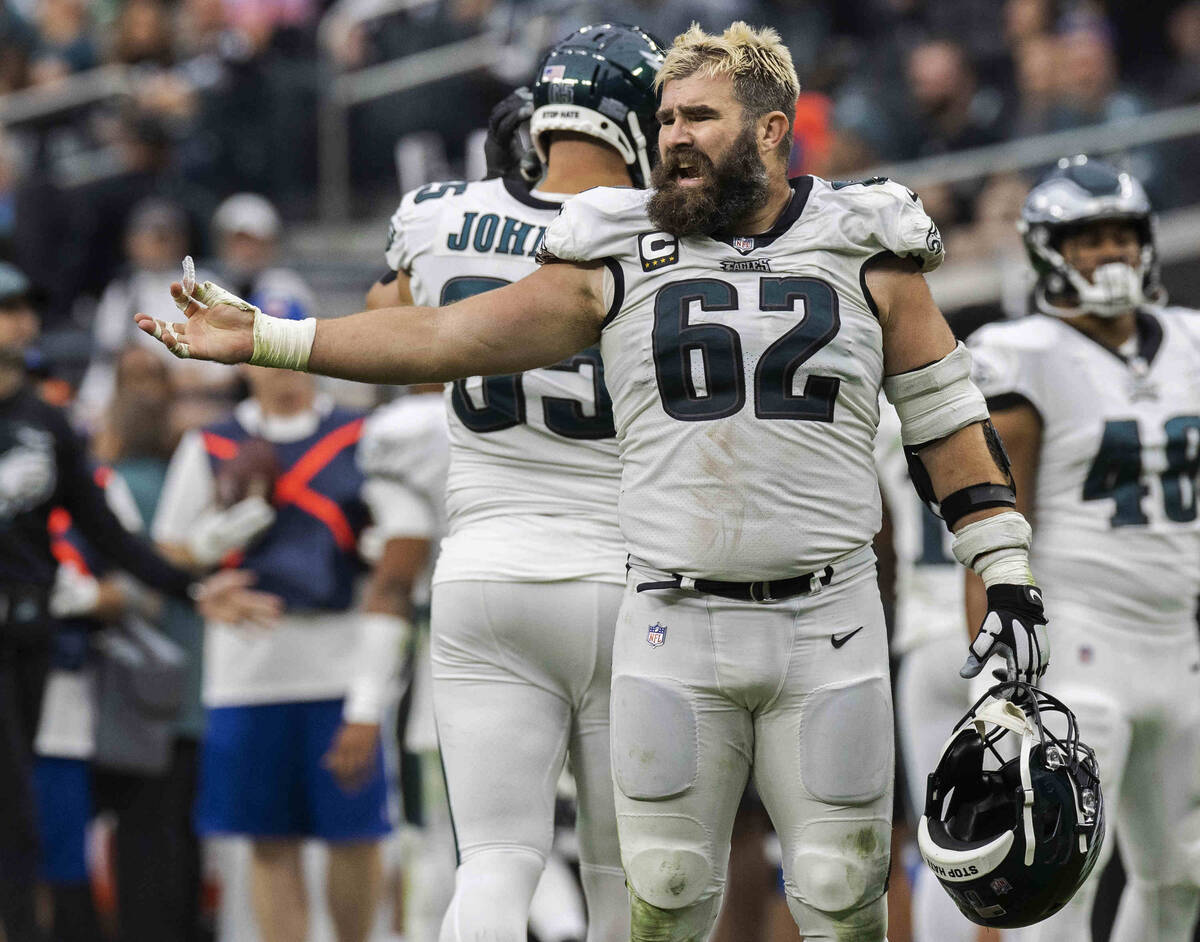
[799,677,892,805]
[611,675,697,800]
[619,813,712,911]
[787,817,891,916]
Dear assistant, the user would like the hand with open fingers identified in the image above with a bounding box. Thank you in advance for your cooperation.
[322,722,380,793]
[191,568,283,628]
[961,584,1049,685]
[134,256,258,363]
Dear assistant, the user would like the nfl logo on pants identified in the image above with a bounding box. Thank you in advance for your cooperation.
[646,623,667,647]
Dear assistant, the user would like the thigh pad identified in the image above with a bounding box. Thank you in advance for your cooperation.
[611,675,697,801]
[799,676,892,805]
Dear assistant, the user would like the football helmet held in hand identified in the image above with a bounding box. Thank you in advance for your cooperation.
[919,682,1104,929]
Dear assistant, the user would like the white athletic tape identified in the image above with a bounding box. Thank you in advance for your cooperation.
[951,511,1034,587]
[249,313,317,371]
[883,342,989,446]
[343,613,411,723]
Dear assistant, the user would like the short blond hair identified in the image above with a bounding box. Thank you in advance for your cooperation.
[656,22,799,159]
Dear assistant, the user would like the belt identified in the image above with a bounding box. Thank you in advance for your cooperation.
[635,565,834,604]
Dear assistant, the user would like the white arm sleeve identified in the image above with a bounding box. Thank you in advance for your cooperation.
[151,431,217,546]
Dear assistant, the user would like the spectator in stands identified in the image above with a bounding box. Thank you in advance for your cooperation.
[1010,33,1060,136]
[905,38,1006,156]
[208,192,311,302]
[29,0,96,85]
[1049,23,1144,130]
[1162,0,1200,104]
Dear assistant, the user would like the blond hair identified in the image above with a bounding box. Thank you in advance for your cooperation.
[656,22,799,159]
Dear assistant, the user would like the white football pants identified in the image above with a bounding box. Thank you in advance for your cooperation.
[431,579,628,942]
[615,548,893,942]
[1011,602,1200,942]
[896,634,979,942]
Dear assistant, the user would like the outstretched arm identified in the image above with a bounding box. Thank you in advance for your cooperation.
[135,259,608,385]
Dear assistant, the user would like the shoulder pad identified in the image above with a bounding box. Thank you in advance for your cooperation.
[810,176,945,272]
[541,186,650,264]
[967,317,1057,404]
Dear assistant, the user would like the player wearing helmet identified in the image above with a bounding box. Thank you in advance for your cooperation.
[966,156,1200,942]
[360,23,665,942]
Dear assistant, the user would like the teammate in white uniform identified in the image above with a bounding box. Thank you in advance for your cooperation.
[967,156,1200,942]
[362,24,666,942]
[137,23,1053,942]
[875,401,976,942]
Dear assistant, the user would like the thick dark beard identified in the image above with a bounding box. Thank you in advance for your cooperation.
[647,126,771,237]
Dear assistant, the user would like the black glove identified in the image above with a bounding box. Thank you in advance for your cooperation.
[961,584,1049,685]
[483,86,535,181]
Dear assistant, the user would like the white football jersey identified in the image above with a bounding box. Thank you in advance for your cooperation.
[385,177,625,584]
[875,399,966,654]
[542,175,944,580]
[970,309,1200,634]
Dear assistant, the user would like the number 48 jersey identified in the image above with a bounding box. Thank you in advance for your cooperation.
[969,310,1200,633]
[386,176,624,584]
[541,175,944,580]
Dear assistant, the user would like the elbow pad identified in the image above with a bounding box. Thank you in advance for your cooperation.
[883,342,989,448]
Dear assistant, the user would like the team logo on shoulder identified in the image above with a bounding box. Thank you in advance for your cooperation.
[731,236,755,254]
[646,622,667,647]
[720,258,771,272]
[925,220,944,256]
[638,232,678,272]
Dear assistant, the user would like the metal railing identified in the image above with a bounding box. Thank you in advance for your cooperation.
[0,64,133,126]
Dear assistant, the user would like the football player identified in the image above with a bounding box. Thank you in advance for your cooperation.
[967,156,1200,942]
[137,23,1049,942]
[360,23,664,942]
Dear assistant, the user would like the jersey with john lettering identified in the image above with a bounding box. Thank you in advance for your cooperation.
[541,175,945,580]
[385,176,624,584]
[874,399,964,655]
[970,309,1200,634]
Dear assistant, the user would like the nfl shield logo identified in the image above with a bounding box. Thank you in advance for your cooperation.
[732,236,755,254]
[647,623,667,647]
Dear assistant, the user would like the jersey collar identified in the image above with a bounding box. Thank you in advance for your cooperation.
[503,176,562,210]
[1060,309,1164,370]
[710,175,814,254]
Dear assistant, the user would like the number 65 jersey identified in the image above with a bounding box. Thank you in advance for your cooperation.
[386,177,624,585]
[540,175,944,580]
[969,310,1200,634]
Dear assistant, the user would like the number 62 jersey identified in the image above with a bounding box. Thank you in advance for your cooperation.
[540,175,944,581]
[969,310,1200,633]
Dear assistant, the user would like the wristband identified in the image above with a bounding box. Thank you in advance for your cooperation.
[250,312,317,371]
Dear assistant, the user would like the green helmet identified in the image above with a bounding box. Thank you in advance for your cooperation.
[530,23,666,188]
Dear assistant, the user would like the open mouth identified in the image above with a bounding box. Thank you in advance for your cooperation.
[672,161,704,187]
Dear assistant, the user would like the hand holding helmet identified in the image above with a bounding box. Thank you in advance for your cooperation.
[961,584,1049,685]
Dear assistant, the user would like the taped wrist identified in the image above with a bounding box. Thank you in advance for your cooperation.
[883,342,989,447]
[344,613,411,723]
[952,511,1035,588]
[250,312,317,371]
